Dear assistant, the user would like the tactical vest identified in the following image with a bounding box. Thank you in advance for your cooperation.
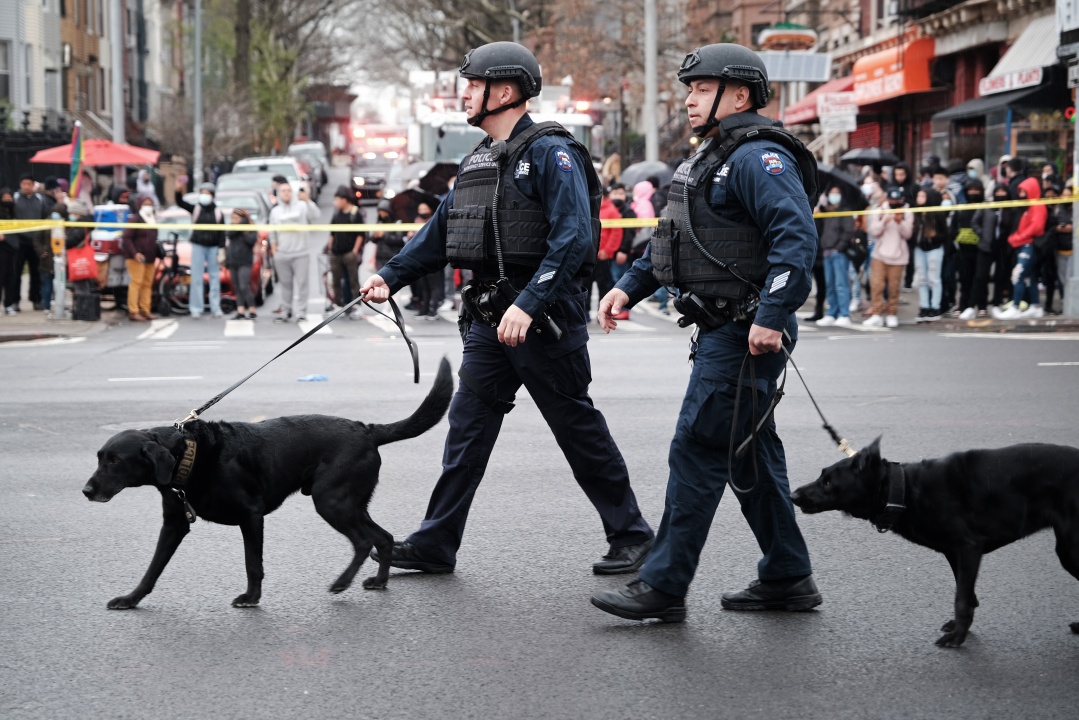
[445,121,601,278]
[651,124,818,300]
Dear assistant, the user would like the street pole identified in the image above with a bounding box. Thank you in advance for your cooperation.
[110,0,125,186]
[508,0,520,45]
[644,0,658,162]
[193,0,204,184]
[1066,111,1079,317]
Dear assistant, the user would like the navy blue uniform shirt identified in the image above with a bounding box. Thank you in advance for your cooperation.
[616,112,818,332]
[377,114,594,318]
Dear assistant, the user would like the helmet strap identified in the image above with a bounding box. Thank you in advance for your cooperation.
[466,79,527,128]
[692,80,726,138]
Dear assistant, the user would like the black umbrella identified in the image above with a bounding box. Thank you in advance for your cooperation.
[839,147,900,168]
[818,163,867,210]
[620,160,676,189]
[387,187,441,222]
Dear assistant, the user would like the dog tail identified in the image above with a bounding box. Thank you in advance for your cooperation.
[368,357,454,446]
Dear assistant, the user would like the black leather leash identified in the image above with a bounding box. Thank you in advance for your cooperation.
[728,328,856,495]
[173,292,420,430]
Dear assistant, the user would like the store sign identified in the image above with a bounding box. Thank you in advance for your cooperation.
[817,91,857,132]
[979,67,1044,96]
[1070,60,1079,89]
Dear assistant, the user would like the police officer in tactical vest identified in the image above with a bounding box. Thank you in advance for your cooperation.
[591,43,822,622]
[360,41,654,575]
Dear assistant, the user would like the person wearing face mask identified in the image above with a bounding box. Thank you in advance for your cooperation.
[966,159,992,195]
[121,195,160,322]
[864,188,913,327]
[911,188,951,321]
[0,188,19,314]
[609,182,638,316]
[952,179,984,319]
[176,181,226,318]
[814,186,855,326]
[992,176,1047,318]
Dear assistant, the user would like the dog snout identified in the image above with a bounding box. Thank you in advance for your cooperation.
[82,480,109,502]
[790,487,805,506]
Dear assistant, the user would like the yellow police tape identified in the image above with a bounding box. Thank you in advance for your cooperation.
[0,196,1072,235]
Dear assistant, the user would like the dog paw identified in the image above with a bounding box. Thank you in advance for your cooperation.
[106,595,140,610]
[362,576,388,590]
[1070,622,1078,634]
[935,630,967,648]
[328,581,351,594]
[231,594,260,608]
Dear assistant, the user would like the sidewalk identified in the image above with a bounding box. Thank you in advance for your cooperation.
[0,277,121,341]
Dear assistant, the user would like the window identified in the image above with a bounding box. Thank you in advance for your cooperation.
[25,45,32,106]
[0,41,10,104]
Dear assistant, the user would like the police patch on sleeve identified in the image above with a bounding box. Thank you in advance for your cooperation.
[759,152,785,176]
[553,148,573,173]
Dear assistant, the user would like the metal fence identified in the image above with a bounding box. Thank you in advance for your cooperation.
[0,106,75,191]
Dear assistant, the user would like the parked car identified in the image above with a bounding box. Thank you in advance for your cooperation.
[350,152,400,204]
[153,203,271,315]
[287,140,330,182]
[293,151,328,191]
[215,171,277,204]
[232,156,316,199]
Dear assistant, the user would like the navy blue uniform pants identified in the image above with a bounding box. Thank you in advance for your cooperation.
[407,290,653,564]
[639,315,812,597]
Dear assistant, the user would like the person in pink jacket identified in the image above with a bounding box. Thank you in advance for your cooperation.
[992,176,1047,319]
[863,187,914,328]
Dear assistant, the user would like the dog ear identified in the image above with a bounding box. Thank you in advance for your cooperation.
[141,439,177,487]
[854,436,882,471]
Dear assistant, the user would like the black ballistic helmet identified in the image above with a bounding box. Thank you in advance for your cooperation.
[459,42,542,127]
[679,43,771,137]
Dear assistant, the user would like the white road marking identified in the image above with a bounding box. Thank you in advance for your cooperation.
[611,319,655,333]
[297,313,333,335]
[1037,362,1079,366]
[108,376,204,382]
[364,314,413,334]
[137,319,178,340]
[0,336,87,348]
[938,333,1079,341]
[224,319,255,337]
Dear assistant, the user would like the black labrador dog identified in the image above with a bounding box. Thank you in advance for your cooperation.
[83,357,453,610]
[791,437,1079,647]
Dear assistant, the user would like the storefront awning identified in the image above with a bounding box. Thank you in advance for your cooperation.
[853,38,935,106]
[979,14,1057,96]
[931,86,1041,122]
[784,76,855,125]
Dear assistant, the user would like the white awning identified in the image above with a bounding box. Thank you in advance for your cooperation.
[988,15,1058,77]
[980,15,1058,95]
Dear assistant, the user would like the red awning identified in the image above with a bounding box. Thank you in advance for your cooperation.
[852,37,935,106]
[784,76,855,125]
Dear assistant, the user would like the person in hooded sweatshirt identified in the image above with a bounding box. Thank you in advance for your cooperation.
[887,161,917,205]
[952,178,984,319]
[864,188,913,328]
[911,187,950,321]
[269,182,320,322]
[992,176,1047,319]
[966,158,993,195]
[226,208,258,320]
[969,184,1011,318]
[631,180,664,315]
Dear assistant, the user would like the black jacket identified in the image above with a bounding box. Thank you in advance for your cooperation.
[225,223,257,267]
[913,188,951,251]
[176,192,225,247]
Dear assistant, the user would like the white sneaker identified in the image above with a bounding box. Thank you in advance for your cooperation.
[833,316,852,327]
[349,307,364,320]
[862,315,884,327]
[1020,305,1045,318]
[439,299,454,312]
[996,306,1022,319]
[815,316,836,327]
[885,315,899,328]
[849,299,860,313]
[958,307,976,320]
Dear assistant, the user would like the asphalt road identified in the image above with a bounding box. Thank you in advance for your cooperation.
[2,170,1078,719]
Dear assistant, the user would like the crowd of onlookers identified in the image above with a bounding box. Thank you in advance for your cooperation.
[812,155,1073,327]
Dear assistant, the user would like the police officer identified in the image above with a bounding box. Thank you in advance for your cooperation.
[360,41,653,575]
[590,43,821,622]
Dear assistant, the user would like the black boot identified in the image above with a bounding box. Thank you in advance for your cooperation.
[720,575,822,611]
[369,541,454,573]
[592,538,653,575]
[591,579,686,622]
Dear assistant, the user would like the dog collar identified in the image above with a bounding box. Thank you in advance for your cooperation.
[872,463,907,533]
[170,438,198,524]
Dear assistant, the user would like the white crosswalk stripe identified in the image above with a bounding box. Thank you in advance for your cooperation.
[223,319,255,337]
[296,313,333,335]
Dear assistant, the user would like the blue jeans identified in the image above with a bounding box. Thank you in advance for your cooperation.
[638,315,813,597]
[914,246,944,310]
[188,243,221,316]
[40,272,53,310]
[824,252,851,318]
[652,286,669,310]
[1012,243,1039,307]
[610,260,630,286]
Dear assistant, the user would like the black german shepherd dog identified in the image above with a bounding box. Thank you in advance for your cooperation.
[791,438,1079,647]
[83,358,453,610]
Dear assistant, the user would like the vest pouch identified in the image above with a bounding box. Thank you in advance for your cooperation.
[651,218,677,286]
[446,205,491,268]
